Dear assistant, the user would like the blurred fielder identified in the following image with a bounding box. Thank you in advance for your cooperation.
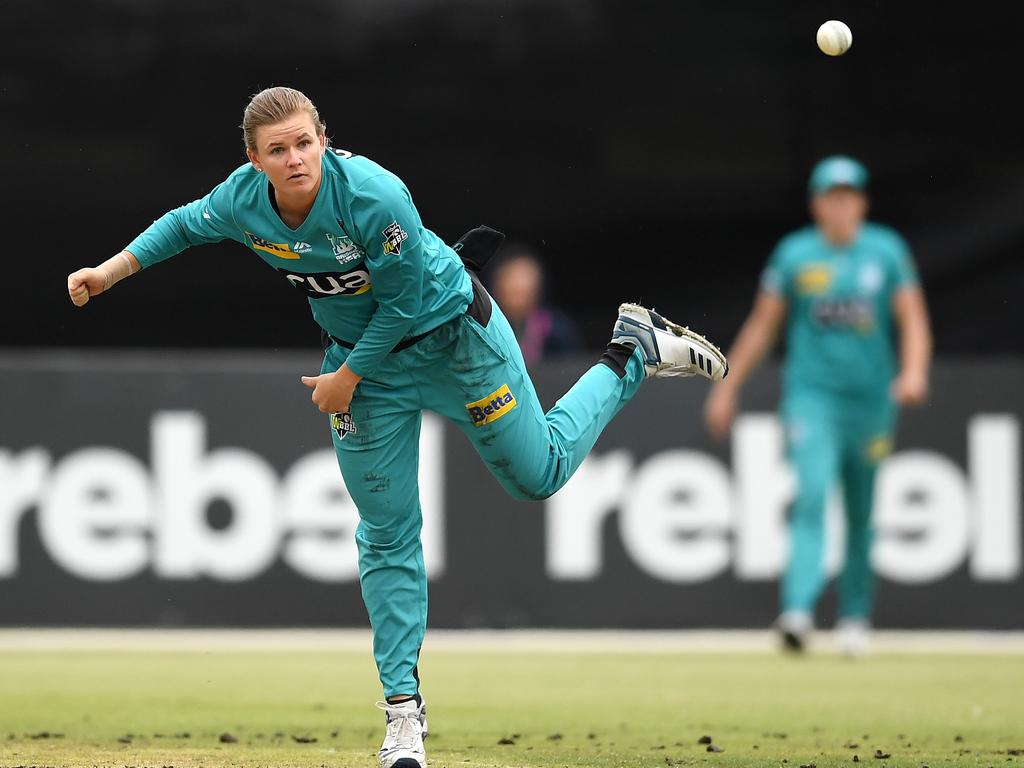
[67,87,726,768]
[704,156,932,656]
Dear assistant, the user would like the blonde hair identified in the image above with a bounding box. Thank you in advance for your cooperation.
[241,86,326,150]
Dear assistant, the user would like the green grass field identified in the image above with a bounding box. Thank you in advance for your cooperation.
[1,645,1022,768]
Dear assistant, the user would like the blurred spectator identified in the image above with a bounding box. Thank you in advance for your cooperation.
[488,245,583,365]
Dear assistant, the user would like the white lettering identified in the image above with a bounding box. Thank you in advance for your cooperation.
[545,451,632,579]
[282,449,360,581]
[0,410,1016,590]
[619,451,733,582]
[873,452,970,583]
[152,412,281,581]
[0,449,49,576]
[970,415,1021,580]
[39,449,151,581]
[732,415,792,579]
[307,276,347,295]
[544,414,1019,586]
[419,414,445,578]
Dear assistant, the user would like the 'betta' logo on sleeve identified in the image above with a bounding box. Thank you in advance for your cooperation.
[466,384,518,426]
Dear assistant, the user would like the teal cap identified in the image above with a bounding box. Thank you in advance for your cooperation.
[808,155,868,197]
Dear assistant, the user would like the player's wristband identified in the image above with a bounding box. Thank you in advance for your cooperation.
[100,252,138,291]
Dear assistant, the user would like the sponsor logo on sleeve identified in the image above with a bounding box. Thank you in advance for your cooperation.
[381,221,409,256]
[466,384,518,427]
[247,231,300,260]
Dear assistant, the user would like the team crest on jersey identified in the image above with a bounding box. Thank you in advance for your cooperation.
[858,262,884,295]
[382,221,409,256]
[325,232,366,265]
[246,231,300,260]
[330,411,357,440]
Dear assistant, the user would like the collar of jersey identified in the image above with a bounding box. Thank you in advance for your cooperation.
[816,228,862,255]
[259,167,332,237]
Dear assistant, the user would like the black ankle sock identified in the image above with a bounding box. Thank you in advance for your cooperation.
[599,341,635,379]
[387,693,422,706]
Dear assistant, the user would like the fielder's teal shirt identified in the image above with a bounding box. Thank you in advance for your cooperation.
[760,223,918,396]
[126,148,473,378]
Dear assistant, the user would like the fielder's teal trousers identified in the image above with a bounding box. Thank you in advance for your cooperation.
[781,385,897,622]
[324,301,645,697]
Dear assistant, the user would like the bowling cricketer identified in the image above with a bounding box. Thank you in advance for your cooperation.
[67,87,727,767]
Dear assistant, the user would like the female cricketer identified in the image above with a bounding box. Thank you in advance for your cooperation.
[67,87,727,768]
[704,156,932,657]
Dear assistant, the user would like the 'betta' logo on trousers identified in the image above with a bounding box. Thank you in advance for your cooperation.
[466,384,517,426]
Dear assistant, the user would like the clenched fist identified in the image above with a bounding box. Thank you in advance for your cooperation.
[67,251,140,307]
[67,267,108,307]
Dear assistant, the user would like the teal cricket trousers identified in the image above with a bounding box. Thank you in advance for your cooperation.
[781,386,897,621]
[323,299,645,697]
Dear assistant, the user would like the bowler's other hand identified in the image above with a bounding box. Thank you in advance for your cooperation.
[704,384,738,441]
[891,370,928,406]
[301,371,355,413]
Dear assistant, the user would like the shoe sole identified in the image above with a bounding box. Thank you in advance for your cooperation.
[618,302,729,378]
[780,629,806,653]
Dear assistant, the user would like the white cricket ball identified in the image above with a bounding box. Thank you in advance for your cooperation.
[816,20,853,56]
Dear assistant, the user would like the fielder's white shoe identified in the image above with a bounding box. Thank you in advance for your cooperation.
[776,610,812,653]
[836,618,871,658]
[377,698,428,768]
[611,303,728,380]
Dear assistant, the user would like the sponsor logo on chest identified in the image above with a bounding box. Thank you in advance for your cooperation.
[796,263,833,294]
[247,231,301,260]
[811,297,875,333]
[277,268,371,298]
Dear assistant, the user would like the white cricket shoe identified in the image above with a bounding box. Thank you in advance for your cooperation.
[611,303,728,380]
[776,610,812,653]
[836,618,871,658]
[377,698,428,768]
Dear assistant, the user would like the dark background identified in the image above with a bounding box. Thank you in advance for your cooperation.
[3,0,1022,353]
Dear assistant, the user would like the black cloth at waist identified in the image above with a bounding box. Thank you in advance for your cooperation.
[322,267,493,353]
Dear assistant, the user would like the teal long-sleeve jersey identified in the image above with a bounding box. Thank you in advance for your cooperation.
[126,148,473,378]
[760,222,919,397]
